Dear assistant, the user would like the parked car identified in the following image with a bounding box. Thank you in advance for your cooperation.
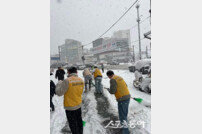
[108,61,119,65]
[99,61,107,65]
[65,65,72,70]
[129,66,136,72]
[139,65,150,74]
[139,76,151,94]
[129,59,151,73]
[132,59,151,94]
[50,62,65,68]
[133,74,151,94]
[77,65,85,70]
[85,63,94,68]
[135,59,151,71]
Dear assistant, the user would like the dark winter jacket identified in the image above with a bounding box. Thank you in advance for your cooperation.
[50,80,56,98]
[55,69,65,80]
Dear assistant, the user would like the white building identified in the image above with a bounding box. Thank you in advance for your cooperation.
[112,29,131,46]
[83,54,95,64]
[59,39,82,64]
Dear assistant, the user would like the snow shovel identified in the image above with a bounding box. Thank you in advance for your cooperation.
[131,97,151,107]
[131,97,143,103]
[82,121,86,126]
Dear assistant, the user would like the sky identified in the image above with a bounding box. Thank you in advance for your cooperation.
[50,0,151,55]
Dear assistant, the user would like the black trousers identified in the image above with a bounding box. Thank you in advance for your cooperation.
[50,96,54,111]
[58,77,64,81]
[65,108,83,134]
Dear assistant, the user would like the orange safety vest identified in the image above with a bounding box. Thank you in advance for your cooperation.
[112,75,130,100]
[64,76,84,107]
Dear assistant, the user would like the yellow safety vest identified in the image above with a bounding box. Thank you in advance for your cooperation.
[64,76,84,107]
[112,75,130,100]
[93,68,102,78]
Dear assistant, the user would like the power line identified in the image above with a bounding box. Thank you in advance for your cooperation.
[130,15,150,29]
[97,0,139,39]
[140,16,150,24]
[130,37,145,44]
[82,15,149,49]
[82,0,140,47]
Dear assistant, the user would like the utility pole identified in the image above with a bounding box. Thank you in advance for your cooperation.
[149,0,151,25]
[58,46,61,61]
[132,45,135,62]
[136,4,142,60]
[81,45,85,65]
[146,46,148,58]
[81,45,84,56]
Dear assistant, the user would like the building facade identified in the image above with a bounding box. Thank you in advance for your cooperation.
[50,54,60,65]
[92,36,132,63]
[112,29,131,45]
[60,39,82,64]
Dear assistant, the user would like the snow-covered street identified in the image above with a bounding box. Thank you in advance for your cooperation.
[50,69,151,134]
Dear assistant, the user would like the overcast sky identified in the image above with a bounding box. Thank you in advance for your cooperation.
[50,0,151,55]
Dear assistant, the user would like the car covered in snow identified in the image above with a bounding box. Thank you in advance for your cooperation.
[129,66,136,72]
[129,59,151,74]
[139,76,151,94]
[132,59,151,94]
[133,72,151,94]
[108,61,119,65]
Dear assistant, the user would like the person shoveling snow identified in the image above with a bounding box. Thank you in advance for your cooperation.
[105,70,131,134]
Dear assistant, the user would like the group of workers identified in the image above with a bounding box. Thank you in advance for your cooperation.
[50,66,130,134]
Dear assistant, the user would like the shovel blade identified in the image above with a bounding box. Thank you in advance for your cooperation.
[134,98,143,103]
[82,121,86,126]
